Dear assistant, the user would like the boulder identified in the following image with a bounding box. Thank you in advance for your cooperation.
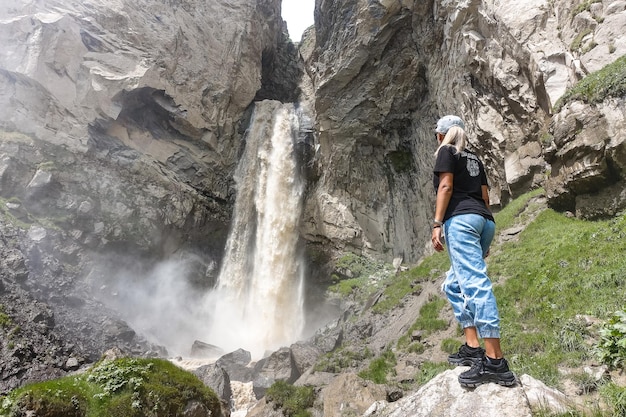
[193,363,232,404]
[252,347,300,398]
[216,349,254,382]
[545,98,626,217]
[322,373,387,417]
[362,368,531,417]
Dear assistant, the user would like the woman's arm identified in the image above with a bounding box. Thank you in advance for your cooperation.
[432,172,453,252]
[481,184,490,210]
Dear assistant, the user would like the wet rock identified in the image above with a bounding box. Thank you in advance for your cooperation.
[252,347,300,398]
[216,349,253,382]
[193,363,232,403]
[191,340,224,359]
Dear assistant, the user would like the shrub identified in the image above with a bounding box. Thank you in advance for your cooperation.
[387,150,413,173]
[573,0,601,16]
[328,253,394,300]
[596,309,626,368]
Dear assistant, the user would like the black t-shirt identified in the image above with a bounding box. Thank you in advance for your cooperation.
[433,146,494,222]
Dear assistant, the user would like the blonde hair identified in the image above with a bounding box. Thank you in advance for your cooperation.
[435,126,468,157]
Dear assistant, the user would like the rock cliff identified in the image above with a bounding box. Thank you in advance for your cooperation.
[0,0,297,391]
[301,0,626,262]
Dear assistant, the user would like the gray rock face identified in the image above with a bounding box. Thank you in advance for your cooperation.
[301,0,626,261]
[302,0,552,262]
[545,98,626,217]
[0,0,292,392]
[363,368,531,417]
[193,363,232,404]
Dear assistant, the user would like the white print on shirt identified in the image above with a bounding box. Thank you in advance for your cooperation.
[460,151,480,177]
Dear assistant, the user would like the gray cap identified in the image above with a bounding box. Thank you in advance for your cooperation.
[435,115,465,134]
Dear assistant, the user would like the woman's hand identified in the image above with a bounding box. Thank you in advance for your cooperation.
[432,226,445,252]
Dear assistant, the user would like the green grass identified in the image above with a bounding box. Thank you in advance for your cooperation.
[265,381,315,417]
[313,347,373,373]
[493,187,544,231]
[571,28,593,51]
[0,358,221,417]
[599,383,626,417]
[554,54,626,112]
[573,0,602,16]
[0,305,12,328]
[327,253,395,300]
[397,296,448,350]
[441,338,463,355]
[489,208,626,386]
[415,361,453,386]
[373,252,448,313]
[358,349,397,384]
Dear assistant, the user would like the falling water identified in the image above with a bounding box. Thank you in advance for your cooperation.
[206,100,306,359]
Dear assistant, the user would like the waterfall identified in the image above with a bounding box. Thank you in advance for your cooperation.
[206,100,306,359]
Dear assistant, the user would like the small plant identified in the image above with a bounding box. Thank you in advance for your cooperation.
[600,382,626,417]
[415,362,452,386]
[387,150,413,173]
[86,358,154,399]
[407,342,425,354]
[570,28,593,52]
[0,305,12,328]
[540,132,553,146]
[573,0,601,16]
[314,347,373,373]
[441,338,462,355]
[265,381,315,417]
[558,317,590,353]
[596,309,626,368]
[570,371,603,395]
[358,349,397,384]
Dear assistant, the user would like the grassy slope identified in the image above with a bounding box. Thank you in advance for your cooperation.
[0,358,222,417]
[384,188,626,415]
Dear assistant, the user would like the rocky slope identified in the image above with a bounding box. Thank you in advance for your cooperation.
[0,0,625,413]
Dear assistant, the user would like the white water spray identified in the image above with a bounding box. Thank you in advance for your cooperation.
[206,100,306,359]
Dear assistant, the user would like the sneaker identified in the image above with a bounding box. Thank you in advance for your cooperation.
[448,343,485,366]
[458,356,517,388]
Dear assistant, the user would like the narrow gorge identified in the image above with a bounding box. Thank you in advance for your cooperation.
[0,0,625,416]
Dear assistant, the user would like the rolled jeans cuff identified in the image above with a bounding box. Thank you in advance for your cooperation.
[478,328,501,339]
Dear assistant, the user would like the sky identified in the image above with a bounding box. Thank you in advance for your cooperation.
[281,0,315,42]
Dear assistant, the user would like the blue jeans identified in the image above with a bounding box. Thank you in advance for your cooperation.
[442,214,500,338]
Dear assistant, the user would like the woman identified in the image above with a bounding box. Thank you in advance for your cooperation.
[431,115,515,387]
